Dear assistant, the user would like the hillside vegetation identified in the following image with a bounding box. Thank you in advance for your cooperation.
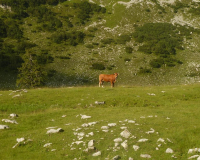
[1,0,200,88]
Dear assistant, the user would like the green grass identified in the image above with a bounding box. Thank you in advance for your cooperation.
[1,84,200,159]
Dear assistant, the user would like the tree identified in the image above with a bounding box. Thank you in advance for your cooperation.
[16,53,47,88]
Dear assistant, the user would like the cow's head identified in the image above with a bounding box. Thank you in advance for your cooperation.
[114,73,119,78]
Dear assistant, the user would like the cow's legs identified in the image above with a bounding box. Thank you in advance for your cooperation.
[111,82,114,87]
[99,80,104,87]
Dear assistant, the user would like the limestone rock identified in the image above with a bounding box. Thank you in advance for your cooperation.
[44,143,52,147]
[10,113,18,118]
[121,140,128,149]
[88,140,95,147]
[120,129,131,138]
[133,145,139,151]
[46,128,64,134]
[138,138,148,142]
[113,155,121,160]
[92,151,101,156]
[166,148,174,154]
[114,138,123,143]
[140,154,151,158]
[0,125,9,129]
[81,115,91,119]
[2,119,18,124]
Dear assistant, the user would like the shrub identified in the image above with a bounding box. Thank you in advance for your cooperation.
[91,63,105,70]
[125,46,133,54]
[138,67,152,74]
[85,44,94,48]
[101,38,115,45]
[150,58,164,68]
[116,34,131,44]
[124,58,131,62]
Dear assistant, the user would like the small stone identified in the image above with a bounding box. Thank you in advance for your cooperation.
[166,148,174,154]
[120,129,131,138]
[108,123,117,127]
[44,143,52,147]
[140,154,151,158]
[2,119,18,124]
[114,138,123,143]
[10,113,18,118]
[46,128,64,134]
[138,138,148,142]
[133,145,139,151]
[92,151,101,156]
[88,140,95,147]
[81,115,91,119]
[101,126,109,130]
[17,137,25,143]
[0,125,9,129]
[121,140,128,149]
[113,155,121,160]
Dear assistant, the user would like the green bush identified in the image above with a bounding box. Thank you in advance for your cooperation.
[124,58,131,62]
[116,34,131,44]
[101,38,115,45]
[138,67,152,74]
[125,46,133,54]
[150,58,164,68]
[85,44,94,48]
[91,63,105,70]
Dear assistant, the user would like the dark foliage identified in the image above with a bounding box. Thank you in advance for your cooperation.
[125,46,133,54]
[138,67,152,74]
[91,63,105,70]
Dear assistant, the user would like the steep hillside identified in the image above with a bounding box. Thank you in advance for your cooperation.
[1,0,200,88]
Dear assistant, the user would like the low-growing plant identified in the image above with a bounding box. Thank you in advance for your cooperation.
[125,46,133,54]
[91,63,105,70]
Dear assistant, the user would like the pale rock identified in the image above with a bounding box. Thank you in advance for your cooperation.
[62,115,66,117]
[188,148,200,154]
[88,122,98,126]
[74,141,83,145]
[88,140,95,147]
[101,126,109,130]
[43,143,52,147]
[121,140,128,149]
[81,115,91,119]
[87,132,94,136]
[102,130,109,132]
[140,154,151,158]
[113,155,121,160]
[129,157,134,160]
[51,149,56,152]
[77,132,85,137]
[114,143,119,147]
[146,128,155,134]
[157,138,165,143]
[92,151,101,156]
[2,119,18,124]
[114,138,123,143]
[120,129,131,138]
[10,113,18,118]
[46,128,64,134]
[188,155,200,159]
[81,123,89,127]
[120,126,127,130]
[138,138,148,142]
[128,120,135,123]
[17,137,25,143]
[133,145,139,151]
[108,123,117,127]
[166,148,174,153]
[0,124,9,129]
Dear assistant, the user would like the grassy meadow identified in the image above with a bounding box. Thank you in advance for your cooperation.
[1,84,200,159]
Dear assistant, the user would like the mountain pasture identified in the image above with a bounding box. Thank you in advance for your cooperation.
[0,84,200,159]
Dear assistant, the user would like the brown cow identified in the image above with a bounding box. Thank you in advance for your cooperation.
[99,73,119,87]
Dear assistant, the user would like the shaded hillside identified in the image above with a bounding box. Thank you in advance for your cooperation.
[1,0,200,89]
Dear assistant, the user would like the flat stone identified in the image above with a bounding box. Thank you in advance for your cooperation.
[0,125,9,129]
[92,151,101,156]
[46,128,64,134]
[120,129,131,138]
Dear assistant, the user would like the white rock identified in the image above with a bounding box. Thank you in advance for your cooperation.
[120,126,127,130]
[146,128,155,134]
[74,141,83,145]
[140,154,151,158]
[128,120,135,123]
[133,145,139,151]
[2,119,18,124]
[188,155,200,159]
[77,132,85,137]
[120,129,131,138]
[81,123,89,127]
[114,138,123,143]
[46,128,64,134]
[129,157,133,160]
[44,143,52,147]
[166,148,174,153]
[0,125,9,129]
[88,122,98,126]
[113,155,121,160]
[88,132,94,136]
[62,115,66,117]
[108,123,117,127]
[92,151,101,156]
[157,138,165,143]
[138,138,148,142]
[81,115,91,119]
[10,113,18,118]
[101,126,109,130]
[51,149,56,152]
[121,140,128,149]
[102,130,109,132]
[88,140,95,147]
[17,137,25,143]
[188,148,200,154]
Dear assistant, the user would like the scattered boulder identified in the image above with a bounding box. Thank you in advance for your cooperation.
[92,151,101,156]
[121,140,128,150]
[10,113,18,118]
[2,119,18,124]
[113,155,121,160]
[114,138,123,143]
[140,154,151,158]
[46,128,64,134]
[166,148,174,154]
[120,129,131,138]
[0,125,9,129]
[81,115,91,119]
[133,145,139,151]
[44,143,52,147]
[138,138,148,142]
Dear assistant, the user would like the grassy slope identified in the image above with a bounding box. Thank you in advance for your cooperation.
[0,84,200,159]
